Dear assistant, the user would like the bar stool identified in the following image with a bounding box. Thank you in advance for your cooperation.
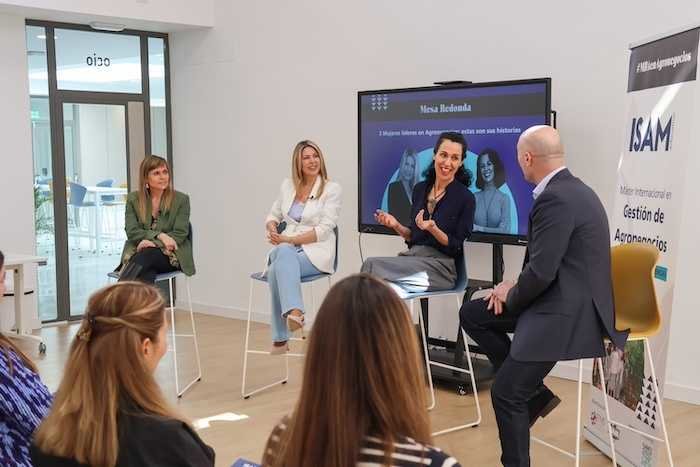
[241,228,338,399]
[395,244,482,436]
[108,225,201,398]
[532,242,673,466]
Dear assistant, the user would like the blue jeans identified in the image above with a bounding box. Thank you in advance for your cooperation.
[267,244,321,342]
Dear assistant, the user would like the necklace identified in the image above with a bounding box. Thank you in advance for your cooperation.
[426,185,447,216]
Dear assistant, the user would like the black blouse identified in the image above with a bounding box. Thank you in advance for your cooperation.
[30,408,214,467]
[408,180,476,258]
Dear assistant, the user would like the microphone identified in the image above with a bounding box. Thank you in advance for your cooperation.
[276,221,287,234]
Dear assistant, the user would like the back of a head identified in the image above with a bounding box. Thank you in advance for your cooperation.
[267,274,431,467]
[34,281,178,467]
[518,126,564,161]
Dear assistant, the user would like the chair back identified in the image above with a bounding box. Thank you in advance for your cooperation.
[68,182,87,206]
[453,243,468,292]
[611,242,661,336]
[97,178,115,202]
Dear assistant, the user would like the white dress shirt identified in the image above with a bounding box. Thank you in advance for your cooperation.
[532,166,567,200]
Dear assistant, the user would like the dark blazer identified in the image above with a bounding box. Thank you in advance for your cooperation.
[120,190,195,276]
[387,180,413,227]
[506,169,628,362]
[408,180,476,259]
[30,409,214,467]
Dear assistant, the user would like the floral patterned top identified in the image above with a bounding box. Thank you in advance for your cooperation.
[0,348,52,467]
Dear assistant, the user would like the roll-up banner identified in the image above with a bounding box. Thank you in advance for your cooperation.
[584,27,699,466]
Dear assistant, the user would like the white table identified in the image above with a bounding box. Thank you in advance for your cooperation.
[85,186,128,253]
[3,254,47,353]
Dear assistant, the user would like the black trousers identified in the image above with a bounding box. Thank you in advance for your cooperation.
[460,299,555,467]
[122,248,178,284]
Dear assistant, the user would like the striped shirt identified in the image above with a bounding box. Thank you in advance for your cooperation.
[265,421,461,467]
[0,348,53,467]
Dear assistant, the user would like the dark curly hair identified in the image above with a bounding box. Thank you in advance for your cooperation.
[475,148,506,189]
[423,132,473,191]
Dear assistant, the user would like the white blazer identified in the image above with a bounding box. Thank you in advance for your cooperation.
[265,177,342,274]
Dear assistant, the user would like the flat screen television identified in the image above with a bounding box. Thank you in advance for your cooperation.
[358,78,551,245]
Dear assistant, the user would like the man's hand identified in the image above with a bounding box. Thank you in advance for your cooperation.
[484,280,515,315]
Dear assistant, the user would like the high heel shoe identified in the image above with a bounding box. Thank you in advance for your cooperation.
[269,341,289,355]
[286,312,305,336]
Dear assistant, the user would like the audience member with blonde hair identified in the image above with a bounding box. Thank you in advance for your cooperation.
[31,281,214,467]
[117,155,195,283]
[0,250,53,467]
[262,273,461,467]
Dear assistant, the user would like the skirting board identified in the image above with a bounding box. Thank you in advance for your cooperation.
[181,299,699,406]
[550,361,700,406]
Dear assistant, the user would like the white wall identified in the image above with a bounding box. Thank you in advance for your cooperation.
[170,0,700,403]
[0,12,39,325]
[0,0,214,30]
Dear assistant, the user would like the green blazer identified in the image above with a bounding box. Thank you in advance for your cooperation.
[120,190,195,276]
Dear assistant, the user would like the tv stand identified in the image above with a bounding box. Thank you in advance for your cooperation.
[421,243,508,394]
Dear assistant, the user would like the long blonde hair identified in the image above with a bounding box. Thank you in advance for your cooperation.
[263,274,432,467]
[291,140,328,198]
[136,155,175,224]
[34,282,185,467]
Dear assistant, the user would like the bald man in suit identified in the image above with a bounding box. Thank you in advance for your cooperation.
[459,126,628,467]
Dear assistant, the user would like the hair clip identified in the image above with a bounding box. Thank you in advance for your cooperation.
[77,328,92,342]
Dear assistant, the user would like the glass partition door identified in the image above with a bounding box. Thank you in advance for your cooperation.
[62,102,128,316]
[26,21,170,321]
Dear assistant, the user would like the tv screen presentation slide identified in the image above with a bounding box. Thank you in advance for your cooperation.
[358,78,551,244]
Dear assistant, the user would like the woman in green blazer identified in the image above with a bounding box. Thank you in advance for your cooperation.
[118,155,194,283]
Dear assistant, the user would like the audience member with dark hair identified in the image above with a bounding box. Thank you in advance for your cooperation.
[0,250,53,467]
[31,281,214,467]
[473,149,511,234]
[362,132,475,293]
[262,273,461,467]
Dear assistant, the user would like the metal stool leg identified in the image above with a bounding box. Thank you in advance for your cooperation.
[575,360,583,467]
[596,357,618,466]
[414,299,436,410]
[167,277,180,397]
[241,277,291,399]
[241,278,255,398]
[432,295,481,436]
[644,338,674,467]
[532,359,610,463]
[176,277,201,397]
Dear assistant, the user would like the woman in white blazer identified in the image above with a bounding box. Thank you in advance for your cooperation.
[265,140,341,354]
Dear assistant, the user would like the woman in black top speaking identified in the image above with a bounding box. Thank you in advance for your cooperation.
[362,132,476,293]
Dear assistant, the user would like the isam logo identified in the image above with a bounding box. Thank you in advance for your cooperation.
[629,115,673,152]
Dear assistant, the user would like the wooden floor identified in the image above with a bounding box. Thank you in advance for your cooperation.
[17,312,697,467]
